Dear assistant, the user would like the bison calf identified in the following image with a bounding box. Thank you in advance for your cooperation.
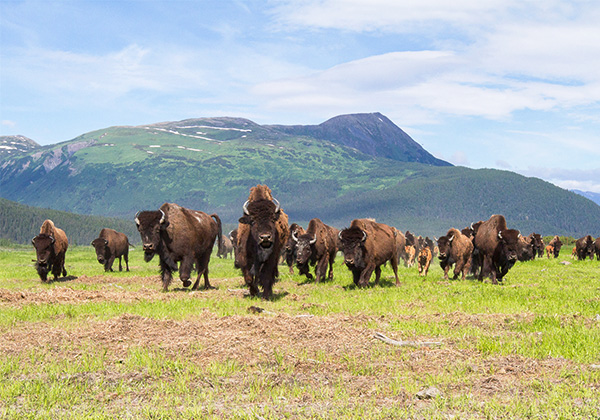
[418,247,432,277]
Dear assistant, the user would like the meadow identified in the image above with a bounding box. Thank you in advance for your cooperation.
[0,245,599,419]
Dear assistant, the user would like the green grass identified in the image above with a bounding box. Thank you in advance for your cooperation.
[1,246,600,418]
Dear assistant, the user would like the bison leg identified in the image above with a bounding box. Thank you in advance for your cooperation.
[118,256,123,271]
[390,256,400,286]
[358,264,376,287]
[327,251,335,281]
[298,263,313,281]
[178,256,194,288]
[124,252,129,272]
[315,257,328,282]
[193,251,213,290]
[107,256,116,272]
[159,258,175,291]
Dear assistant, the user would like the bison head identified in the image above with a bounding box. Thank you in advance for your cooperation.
[135,209,168,262]
[91,238,109,265]
[239,199,281,262]
[498,229,521,263]
[293,231,317,266]
[436,235,450,260]
[339,227,367,269]
[32,234,55,271]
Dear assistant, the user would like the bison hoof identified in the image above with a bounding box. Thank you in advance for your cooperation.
[182,280,192,288]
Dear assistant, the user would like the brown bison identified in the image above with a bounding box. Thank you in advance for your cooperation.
[284,223,305,274]
[437,228,473,280]
[293,218,338,282]
[417,246,432,277]
[339,219,405,287]
[235,185,290,299]
[594,237,600,260]
[548,236,563,258]
[32,219,69,282]
[473,214,521,284]
[545,244,554,259]
[135,203,222,291]
[91,228,130,272]
[575,235,595,260]
[404,245,416,267]
[217,234,234,259]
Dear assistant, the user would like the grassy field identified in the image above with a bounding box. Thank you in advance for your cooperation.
[0,245,599,419]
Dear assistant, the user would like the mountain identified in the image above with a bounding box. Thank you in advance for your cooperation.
[0,135,40,157]
[0,197,139,245]
[572,190,600,206]
[270,112,450,166]
[1,113,599,237]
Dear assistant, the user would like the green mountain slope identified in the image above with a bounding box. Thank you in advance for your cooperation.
[1,114,599,237]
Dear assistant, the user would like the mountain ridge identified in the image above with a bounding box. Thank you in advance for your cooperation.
[1,113,598,237]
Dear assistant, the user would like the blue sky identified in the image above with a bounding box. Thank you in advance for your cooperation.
[2,0,600,193]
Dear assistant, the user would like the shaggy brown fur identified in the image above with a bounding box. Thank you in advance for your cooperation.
[473,215,520,284]
[91,228,130,272]
[339,219,405,287]
[236,185,290,299]
[294,218,338,283]
[32,219,69,282]
[135,203,222,291]
[437,228,473,280]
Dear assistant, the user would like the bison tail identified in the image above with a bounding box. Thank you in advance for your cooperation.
[211,214,224,255]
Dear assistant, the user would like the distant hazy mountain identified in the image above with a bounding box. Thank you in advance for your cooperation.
[1,113,599,237]
[572,190,600,206]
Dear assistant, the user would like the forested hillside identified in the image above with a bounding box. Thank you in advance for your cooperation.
[0,198,138,245]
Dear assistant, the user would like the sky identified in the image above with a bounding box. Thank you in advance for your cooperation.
[1,0,600,193]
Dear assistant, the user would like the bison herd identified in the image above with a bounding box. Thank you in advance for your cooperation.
[31,185,600,299]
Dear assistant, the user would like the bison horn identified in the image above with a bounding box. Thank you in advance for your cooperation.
[272,198,280,213]
[292,231,299,242]
[498,231,503,240]
[361,230,367,242]
[31,236,36,245]
[134,211,141,226]
[309,235,317,245]
[49,236,55,244]
[449,235,454,242]
[338,230,344,241]
[159,209,166,224]
[243,200,250,215]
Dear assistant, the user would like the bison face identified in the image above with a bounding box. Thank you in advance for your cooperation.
[135,210,168,262]
[32,234,55,267]
[91,238,109,264]
[239,199,281,262]
[436,236,450,260]
[498,230,521,263]
[339,227,367,269]
[294,233,316,266]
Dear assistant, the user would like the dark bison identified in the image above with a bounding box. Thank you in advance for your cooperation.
[594,237,600,260]
[473,214,521,284]
[32,219,69,282]
[284,223,305,274]
[437,228,473,280]
[575,235,595,260]
[517,235,535,262]
[91,228,130,272]
[294,218,338,282]
[339,219,405,287]
[548,236,563,258]
[235,185,290,299]
[217,234,234,259]
[528,233,544,259]
[135,202,222,291]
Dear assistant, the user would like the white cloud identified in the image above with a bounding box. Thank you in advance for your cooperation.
[1,120,16,128]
